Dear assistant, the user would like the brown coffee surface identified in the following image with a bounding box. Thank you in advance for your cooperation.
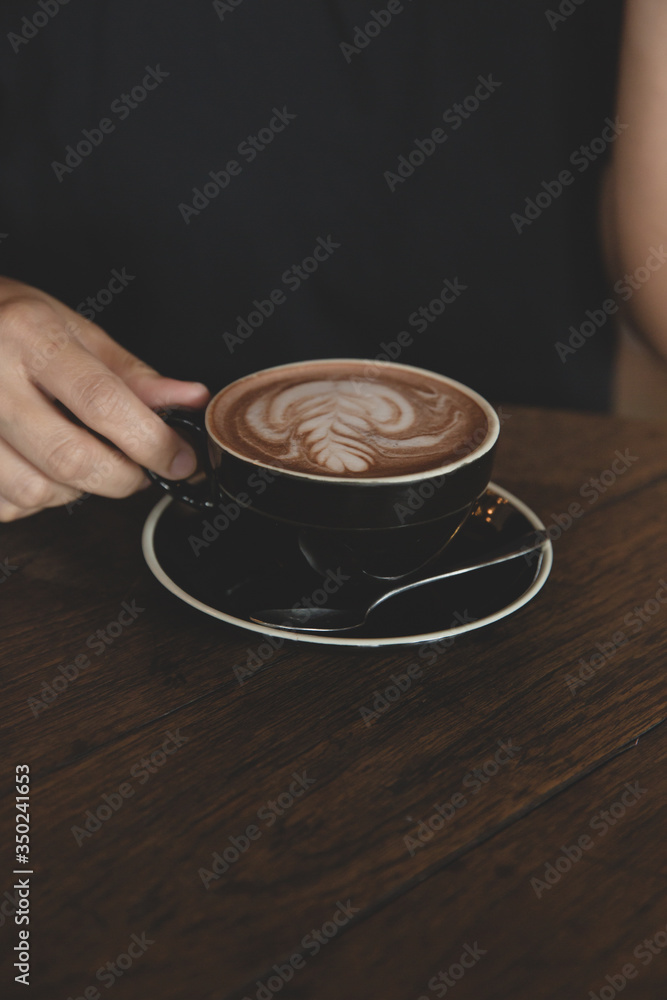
[208,361,489,478]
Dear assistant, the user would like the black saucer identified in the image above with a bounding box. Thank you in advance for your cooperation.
[141,484,552,647]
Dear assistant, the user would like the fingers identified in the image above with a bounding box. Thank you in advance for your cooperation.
[72,320,211,410]
[0,500,44,522]
[0,287,213,520]
[0,383,152,501]
[128,375,212,411]
[0,436,81,522]
[18,310,200,481]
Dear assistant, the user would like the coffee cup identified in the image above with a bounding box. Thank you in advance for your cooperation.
[144,358,500,579]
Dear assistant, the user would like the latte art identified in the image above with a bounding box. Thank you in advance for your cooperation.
[245,380,466,474]
[209,361,489,478]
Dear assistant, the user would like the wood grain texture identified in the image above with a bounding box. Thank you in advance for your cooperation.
[240,720,667,1000]
[1,408,666,1000]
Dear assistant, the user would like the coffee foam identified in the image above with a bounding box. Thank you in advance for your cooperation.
[209,362,489,478]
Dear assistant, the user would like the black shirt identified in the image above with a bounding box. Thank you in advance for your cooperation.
[0,0,623,409]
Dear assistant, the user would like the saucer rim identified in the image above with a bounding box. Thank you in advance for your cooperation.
[141,482,553,648]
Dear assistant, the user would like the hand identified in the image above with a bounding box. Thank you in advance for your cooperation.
[0,276,211,521]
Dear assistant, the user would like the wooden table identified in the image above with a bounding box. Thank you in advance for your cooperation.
[2,405,667,1000]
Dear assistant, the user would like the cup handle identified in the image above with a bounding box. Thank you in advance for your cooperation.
[142,408,219,510]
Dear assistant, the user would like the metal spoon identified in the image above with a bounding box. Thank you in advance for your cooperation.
[250,530,546,633]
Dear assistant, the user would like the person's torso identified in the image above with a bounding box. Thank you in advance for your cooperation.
[0,0,623,409]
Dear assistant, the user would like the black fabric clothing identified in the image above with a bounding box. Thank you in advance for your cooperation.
[0,0,623,409]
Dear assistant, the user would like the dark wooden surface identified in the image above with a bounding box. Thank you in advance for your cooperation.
[1,406,667,1000]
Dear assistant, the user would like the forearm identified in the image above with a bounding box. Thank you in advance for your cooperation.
[603,0,667,360]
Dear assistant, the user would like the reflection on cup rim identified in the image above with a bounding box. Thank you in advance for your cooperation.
[204,357,500,485]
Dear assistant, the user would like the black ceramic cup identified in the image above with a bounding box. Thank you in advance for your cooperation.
[145,359,500,580]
